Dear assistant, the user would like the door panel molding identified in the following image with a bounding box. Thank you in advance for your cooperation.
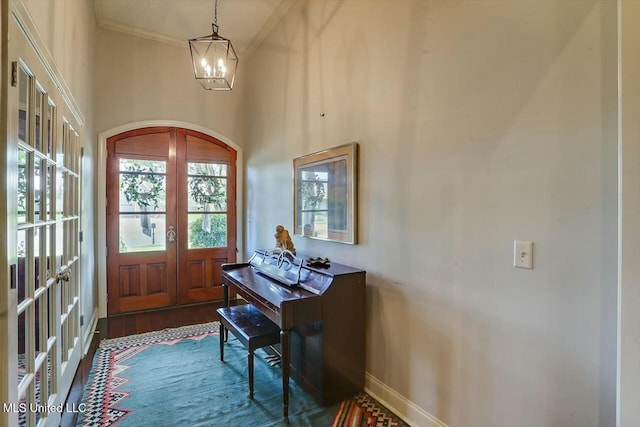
[98,121,243,318]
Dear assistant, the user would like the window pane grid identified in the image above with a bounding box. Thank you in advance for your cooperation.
[186,162,229,249]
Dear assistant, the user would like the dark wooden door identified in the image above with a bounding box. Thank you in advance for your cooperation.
[107,127,236,314]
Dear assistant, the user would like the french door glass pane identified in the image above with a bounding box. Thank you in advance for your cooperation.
[34,367,43,422]
[17,310,26,378]
[46,163,53,220]
[62,170,73,218]
[56,169,64,217]
[45,226,52,283]
[188,162,227,176]
[34,159,41,221]
[18,66,29,143]
[119,159,167,212]
[56,223,64,267]
[33,227,41,290]
[188,213,226,249]
[18,149,27,223]
[38,292,48,354]
[47,103,53,155]
[186,161,228,249]
[63,221,69,263]
[187,176,227,211]
[35,89,43,152]
[34,298,42,353]
[119,214,166,253]
[46,350,53,397]
[17,229,27,305]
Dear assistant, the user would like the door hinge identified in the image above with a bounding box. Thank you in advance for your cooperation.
[106,294,109,304]
[10,263,17,289]
[11,62,17,87]
[79,231,83,242]
[80,315,84,327]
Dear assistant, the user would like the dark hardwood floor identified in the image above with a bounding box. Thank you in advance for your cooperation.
[60,302,225,427]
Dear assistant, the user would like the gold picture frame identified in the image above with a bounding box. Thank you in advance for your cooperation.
[293,143,358,244]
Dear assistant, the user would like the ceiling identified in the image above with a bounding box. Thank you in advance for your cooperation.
[94,0,294,59]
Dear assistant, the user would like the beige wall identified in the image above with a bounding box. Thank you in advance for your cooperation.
[94,28,246,147]
[245,1,618,426]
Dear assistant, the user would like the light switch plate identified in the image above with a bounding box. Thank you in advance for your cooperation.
[514,240,533,269]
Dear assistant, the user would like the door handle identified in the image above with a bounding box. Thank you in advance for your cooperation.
[167,226,176,242]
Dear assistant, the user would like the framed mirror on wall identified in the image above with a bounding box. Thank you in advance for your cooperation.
[293,143,358,244]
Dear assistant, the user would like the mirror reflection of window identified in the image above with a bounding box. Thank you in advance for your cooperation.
[298,156,348,238]
[327,159,347,232]
[293,143,357,244]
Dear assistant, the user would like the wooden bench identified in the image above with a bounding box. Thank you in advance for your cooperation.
[216,304,281,399]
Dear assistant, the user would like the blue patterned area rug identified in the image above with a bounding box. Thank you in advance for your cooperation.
[76,322,407,427]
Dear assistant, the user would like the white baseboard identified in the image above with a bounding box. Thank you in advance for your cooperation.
[82,309,98,356]
[365,372,448,427]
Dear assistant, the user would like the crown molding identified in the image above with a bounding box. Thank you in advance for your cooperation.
[99,18,188,49]
[93,0,294,61]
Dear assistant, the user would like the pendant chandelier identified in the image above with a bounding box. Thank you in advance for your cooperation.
[189,0,238,90]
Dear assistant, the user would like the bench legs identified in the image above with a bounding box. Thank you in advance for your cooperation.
[217,304,284,418]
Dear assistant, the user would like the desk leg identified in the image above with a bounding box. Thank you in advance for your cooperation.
[281,329,290,421]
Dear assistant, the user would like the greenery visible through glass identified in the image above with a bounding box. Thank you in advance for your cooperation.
[188,177,226,211]
[17,230,26,305]
[34,159,41,221]
[119,159,166,212]
[187,162,227,249]
[18,149,27,223]
[293,144,356,243]
[188,214,226,249]
[34,228,42,291]
[188,163,226,176]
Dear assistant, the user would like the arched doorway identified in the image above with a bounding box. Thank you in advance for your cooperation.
[105,126,237,314]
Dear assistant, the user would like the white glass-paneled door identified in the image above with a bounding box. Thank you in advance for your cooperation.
[1,15,83,427]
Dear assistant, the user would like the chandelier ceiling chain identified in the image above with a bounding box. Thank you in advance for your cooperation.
[213,0,219,34]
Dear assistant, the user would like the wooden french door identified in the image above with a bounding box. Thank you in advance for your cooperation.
[106,127,236,314]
